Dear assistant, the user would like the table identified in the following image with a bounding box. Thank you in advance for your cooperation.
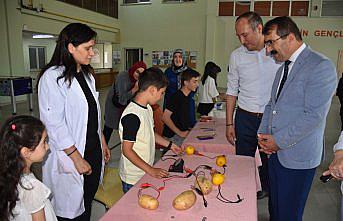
[0,77,33,115]
[182,118,262,191]
[101,152,259,221]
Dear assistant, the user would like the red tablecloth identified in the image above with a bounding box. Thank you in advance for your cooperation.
[101,152,259,221]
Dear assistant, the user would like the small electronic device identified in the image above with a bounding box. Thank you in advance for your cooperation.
[320,174,333,183]
[168,158,184,173]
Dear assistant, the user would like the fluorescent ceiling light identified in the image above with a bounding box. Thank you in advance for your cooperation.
[32,34,55,39]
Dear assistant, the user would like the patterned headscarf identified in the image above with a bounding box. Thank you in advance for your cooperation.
[171,49,188,74]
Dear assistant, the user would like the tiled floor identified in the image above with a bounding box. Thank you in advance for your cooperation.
[0,87,341,221]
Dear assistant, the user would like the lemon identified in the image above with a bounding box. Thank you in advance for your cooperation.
[185,146,195,155]
[216,155,227,167]
[212,173,225,185]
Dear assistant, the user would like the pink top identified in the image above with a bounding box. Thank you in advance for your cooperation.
[101,152,259,221]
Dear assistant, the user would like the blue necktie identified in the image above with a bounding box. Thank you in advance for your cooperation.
[276,60,291,101]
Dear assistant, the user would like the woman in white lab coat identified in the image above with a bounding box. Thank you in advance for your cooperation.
[37,23,110,221]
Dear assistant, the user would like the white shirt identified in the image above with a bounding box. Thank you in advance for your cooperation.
[226,46,281,113]
[119,102,155,185]
[276,43,306,96]
[198,76,219,103]
[11,173,57,221]
[38,66,104,218]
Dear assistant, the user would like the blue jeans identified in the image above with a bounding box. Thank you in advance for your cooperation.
[121,181,134,193]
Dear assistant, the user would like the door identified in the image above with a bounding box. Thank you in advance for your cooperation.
[125,48,143,70]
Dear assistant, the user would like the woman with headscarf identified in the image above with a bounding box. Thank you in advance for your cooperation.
[103,61,147,144]
[163,49,196,127]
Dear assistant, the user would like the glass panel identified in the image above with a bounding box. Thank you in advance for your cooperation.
[38,48,46,69]
[124,0,138,3]
[29,48,37,70]
[109,0,118,18]
[235,1,251,16]
[272,1,290,16]
[97,0,109,15]
[291,1,309,16]
[322,0,343,16]
[65,0,82,7]
[254,1,271,16]
[83,0,96,11]
[219,2,234,16]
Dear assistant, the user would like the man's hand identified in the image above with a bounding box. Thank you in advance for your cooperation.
[71,153,92,175]
[323,150,343,180]
[258,134,279,154]
[226,125,236,145]
[147,167,169,179]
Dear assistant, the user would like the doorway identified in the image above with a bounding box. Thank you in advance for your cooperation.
[125,48,143,70]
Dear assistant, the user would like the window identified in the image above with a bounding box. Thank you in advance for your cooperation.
[29,47,46,70]
[254,1,271,16]
[162,0,194,2]
[321,0,343,16]
[218,0,309,17]
[123,0,150,4]
[57,0,118,19]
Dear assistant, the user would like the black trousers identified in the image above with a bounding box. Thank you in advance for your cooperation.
[103,125,114,145]
[235,108,269,193]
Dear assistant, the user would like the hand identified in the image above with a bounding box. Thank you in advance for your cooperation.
[258,134,279,154]
[219,93,227,101]
[170,143,182,154]
[102,143,111,163]
[323,150,343,180]
[131,81,139,94]
[71,154,92,175]
[226,125,236,145]
[179,130,189,138]
[147,167,169,179]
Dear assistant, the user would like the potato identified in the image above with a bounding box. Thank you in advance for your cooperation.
[138,194,159,210]
[194,176,213,195]
[172,190,197,210]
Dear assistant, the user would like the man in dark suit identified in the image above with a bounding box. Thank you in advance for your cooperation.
[257,16,337,221]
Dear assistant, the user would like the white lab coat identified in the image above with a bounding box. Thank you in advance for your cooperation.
[38,66,104,219]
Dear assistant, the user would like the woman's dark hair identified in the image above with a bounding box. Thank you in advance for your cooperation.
[201,62,221,86]
[138,67,169,92]
[0,116,45,221]
[37,23,97,87]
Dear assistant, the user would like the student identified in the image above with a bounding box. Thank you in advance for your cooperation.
[162,69,200,146]
[197,61,222,116]
[0,115,57,221]
[119,67,182,193]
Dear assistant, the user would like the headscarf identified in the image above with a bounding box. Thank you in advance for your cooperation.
[171,49,188,74]
[128,61,147,84]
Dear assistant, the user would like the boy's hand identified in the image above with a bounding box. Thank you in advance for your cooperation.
[171,143,182,154]
[147,167,169,179]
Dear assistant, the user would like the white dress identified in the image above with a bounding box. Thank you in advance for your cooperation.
[10,173,57,221]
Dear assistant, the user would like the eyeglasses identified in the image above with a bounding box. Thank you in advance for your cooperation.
[264,34,289,47]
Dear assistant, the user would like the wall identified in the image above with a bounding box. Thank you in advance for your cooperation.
[119,0,207,73]
[0,0,120,105]
[214,16,343,88]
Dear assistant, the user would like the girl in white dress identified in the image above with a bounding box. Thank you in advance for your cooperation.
[0,115,57,221]
[197,61,222,116]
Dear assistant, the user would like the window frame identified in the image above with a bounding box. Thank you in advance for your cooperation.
[122,0,151,5]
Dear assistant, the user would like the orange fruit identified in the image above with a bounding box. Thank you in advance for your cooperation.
[185,146,195,155]
[212,173,225,185]
[216,155,227,167]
